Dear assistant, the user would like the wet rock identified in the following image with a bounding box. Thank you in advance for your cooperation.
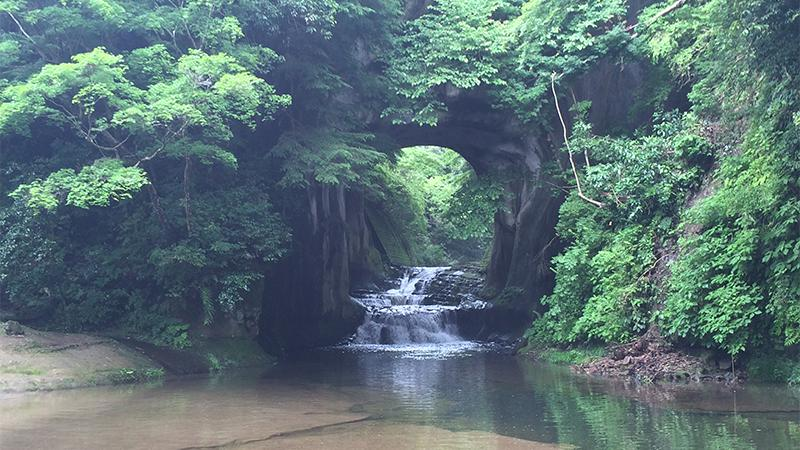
[349,266,529,344]
[455,305,530,341]
[423,266,485,306]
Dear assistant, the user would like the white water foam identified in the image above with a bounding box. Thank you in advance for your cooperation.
[352,267,461,345]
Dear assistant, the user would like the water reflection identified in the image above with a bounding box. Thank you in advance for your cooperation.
[517,362,800,449]
[294,347,800,449]
[2,347,799,449]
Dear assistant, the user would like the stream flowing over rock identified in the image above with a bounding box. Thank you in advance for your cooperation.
[349,266,494,345]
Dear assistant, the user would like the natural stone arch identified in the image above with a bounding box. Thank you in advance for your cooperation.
[381,90,563,308]
[259,2,653,353]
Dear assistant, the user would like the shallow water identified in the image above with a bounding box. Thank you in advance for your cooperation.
[2,344,799,449]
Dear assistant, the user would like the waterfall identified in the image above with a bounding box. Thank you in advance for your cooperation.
[352,267,486,345]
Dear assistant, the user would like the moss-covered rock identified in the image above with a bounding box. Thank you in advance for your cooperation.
[366,208,415,266]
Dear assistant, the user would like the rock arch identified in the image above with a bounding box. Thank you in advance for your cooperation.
[384,90,563,307]
[258,5,652,353]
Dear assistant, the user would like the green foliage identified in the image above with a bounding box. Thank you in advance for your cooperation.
[528,0,800,363]
[528,112,708,346]
[661,222,762,355]
[1,44,289,211]
[498,0,628,121]
[374,159,444,265]
[385,0,508,125]
[386,0,630,124]
[662,119,800,355]
[525,0,800,362]
[382,146,501,263]
[145,186,291,324]
[649,0,800,356]
[444,175,506,242]
[0,0,300,342]
[747,354,800,384]
[393,147,466,221]
[0,183,289,341]
[271,129,386,187]
[573,226,654,343]
[11,159,148,210]
[2,0,799,372]
[0,203,66,320]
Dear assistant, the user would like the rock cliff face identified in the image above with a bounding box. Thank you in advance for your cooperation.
[259,184,380,354]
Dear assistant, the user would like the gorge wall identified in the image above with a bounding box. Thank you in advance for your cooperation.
[260,185,386,353]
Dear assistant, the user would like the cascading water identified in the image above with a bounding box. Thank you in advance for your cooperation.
[351,267,486,345]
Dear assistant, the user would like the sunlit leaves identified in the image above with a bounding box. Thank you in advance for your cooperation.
[126,45,176,86]
[385,0,508,125]
[10,159,149,210]
[0,47,136,136]
[2,45,289,210]
[163,140,238,169]
[386,0,629,124]
[529,112,710,346]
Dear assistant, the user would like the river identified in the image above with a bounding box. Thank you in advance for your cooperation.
[2,268,799,449]
[1,345,799,449]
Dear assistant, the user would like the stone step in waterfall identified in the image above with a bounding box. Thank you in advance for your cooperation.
[350,266,490,345]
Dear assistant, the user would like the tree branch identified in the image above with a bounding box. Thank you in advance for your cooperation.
[146,180,169,231]
[627,0,689,34]
[6,11,53,62]
[551,73,603,208]
[183,156,192,234]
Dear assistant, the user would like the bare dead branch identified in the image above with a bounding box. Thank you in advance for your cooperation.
[626,0,689,34]
[6,11,53,62]
[551,73,604,208]
[183,155,192,234]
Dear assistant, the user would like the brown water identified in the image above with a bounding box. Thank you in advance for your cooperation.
[1,344,799,449]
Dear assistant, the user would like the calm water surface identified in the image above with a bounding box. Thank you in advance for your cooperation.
[1,343,799,449]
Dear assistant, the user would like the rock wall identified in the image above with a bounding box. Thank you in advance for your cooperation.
[260,183,383,354]
[386,52,650,313]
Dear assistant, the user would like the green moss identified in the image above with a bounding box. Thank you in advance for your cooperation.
[521,346,606,366]
[0,364,45,376]
[493,287,523,305]
[192,338,275,372]
[366,209,415,266]
[364,246,386,278]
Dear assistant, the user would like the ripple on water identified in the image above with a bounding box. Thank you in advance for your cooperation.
[334,341,505,360]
